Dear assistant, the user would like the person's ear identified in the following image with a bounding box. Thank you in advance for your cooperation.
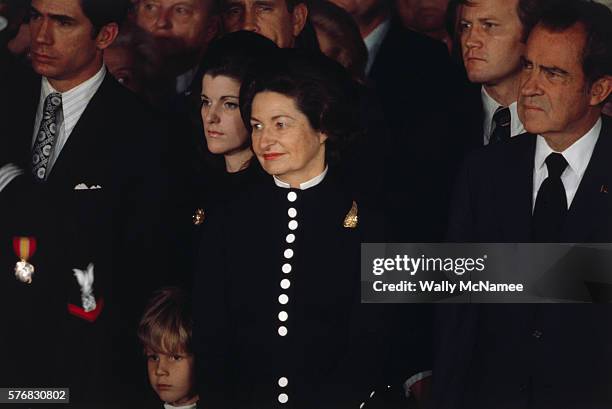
[291,3,308,37]
[589,75,612,106]
[95,23,119,50]
[318,131,328,144]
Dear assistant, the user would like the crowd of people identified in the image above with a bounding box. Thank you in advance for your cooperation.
[0,0,611,407]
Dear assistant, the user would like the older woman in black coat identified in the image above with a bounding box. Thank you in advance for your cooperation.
[194,49,424,409]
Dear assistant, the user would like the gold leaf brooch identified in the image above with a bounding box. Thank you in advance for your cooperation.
[343,201,358,229]
[193,208,205,226]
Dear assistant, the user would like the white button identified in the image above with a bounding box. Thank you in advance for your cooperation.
[282,263,292,274]
[359,403,365,409]
[278,311,288,321]
[284,249,294,259]
[278,294,289,304]
[280,279,291,289]
[286,234,295,244]
[278,326,288,336]
[288,208,297,218]
[287,192,297,202]
[278,377,288,387]
[288,220,298,230]
[370,391,375,398]
[278,393,289,403]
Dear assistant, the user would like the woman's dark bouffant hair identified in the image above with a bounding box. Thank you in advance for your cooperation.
[190,31,278,170]
[239,48,362,164]
[196,31,278,87]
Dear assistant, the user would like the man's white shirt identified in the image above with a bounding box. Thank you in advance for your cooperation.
[363,18,391,76]
[532,117,602,211]
[0,66,106,192]
[32,65,106,173]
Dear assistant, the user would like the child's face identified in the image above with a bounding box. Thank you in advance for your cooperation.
[146,348,197,405]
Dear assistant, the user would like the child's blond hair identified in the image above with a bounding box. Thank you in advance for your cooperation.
[137,287,193,354]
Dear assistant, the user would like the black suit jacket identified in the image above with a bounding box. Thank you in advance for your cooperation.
[368,20,460,242]
[448,116,612,242]
[0,72,170,407]
[454,81,485,153]
[435,116,612,409]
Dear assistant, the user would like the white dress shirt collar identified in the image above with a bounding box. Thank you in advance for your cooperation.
[481,86,524,144]
[273,166,329,190]
[40,65,106,139]
[42,64,106,98]
[33,65,106,173]
[176,66,198,95]
[364,18,391,75]
[532,117,602,210]
[163,402,197,409]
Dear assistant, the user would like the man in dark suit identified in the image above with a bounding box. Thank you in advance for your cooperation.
[0,0,170,406]
[437,2,612,408]
[454,0,537,149]
[331,0,460,242]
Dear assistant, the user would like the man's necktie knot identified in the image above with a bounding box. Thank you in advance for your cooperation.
[545,152,568,179]
[490,106,511,144]
[493,106,511,128]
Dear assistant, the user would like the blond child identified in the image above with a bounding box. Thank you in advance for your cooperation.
[138,287,198,409]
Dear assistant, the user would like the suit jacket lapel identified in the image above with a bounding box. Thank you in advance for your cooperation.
[46,76,113,183]
[562,116,612,242]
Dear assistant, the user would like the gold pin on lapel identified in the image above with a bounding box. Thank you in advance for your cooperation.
[343,201,359,229]
[193,208,206,225]
[601,185,608,194]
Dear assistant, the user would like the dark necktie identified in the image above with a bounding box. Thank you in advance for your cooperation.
[489,106,511,144]
[32,92,62,182]
[532,153,568,242]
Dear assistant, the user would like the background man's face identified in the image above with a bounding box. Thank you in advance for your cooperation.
[222,0,303,48]
[395,0,449,33]
[136,0,213,53]
[329,0,381,20]
[29,0,100,84]
[105,45,144,93]
[518,24,593,138]
[459,0,524,86]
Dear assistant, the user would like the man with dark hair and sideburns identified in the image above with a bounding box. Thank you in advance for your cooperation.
[0,0,172,405]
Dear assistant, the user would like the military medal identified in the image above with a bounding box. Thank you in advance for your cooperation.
[68,263,104,322]
[73,263,97,312]
[13,237,37,284]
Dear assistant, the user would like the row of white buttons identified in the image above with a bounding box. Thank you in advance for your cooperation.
[278,193,298,340]
[278,376,288,403]
[277,193,297,405]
